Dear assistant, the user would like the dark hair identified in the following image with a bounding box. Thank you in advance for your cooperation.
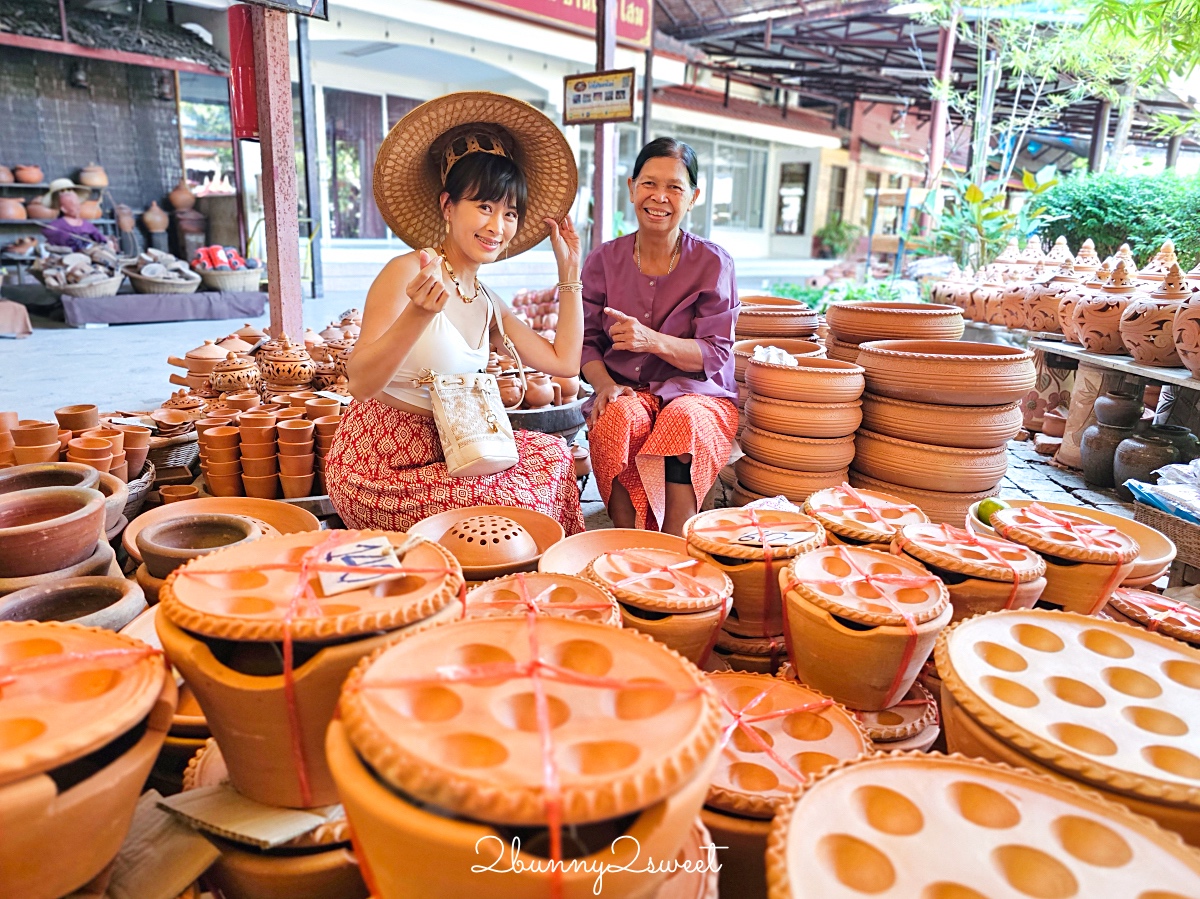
[442,151,528,221]
[631,137,699,190]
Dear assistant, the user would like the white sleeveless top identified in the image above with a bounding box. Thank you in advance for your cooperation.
[381,294,493,411]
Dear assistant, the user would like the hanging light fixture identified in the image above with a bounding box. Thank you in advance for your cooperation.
[69,59,89,89]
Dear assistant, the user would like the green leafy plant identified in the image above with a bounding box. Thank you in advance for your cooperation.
[813,213,863,260]
[768,282,825,307]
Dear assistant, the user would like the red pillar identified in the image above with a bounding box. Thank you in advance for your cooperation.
[926,23,956,189]
[251,6,304,341]
[591,0,617,251]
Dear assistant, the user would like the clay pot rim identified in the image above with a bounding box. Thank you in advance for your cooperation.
[739,295,818,309]
[586,546,732,612]
[861,393,1021,416]
[732,338,823,359]
[989,506,1142,564]
[0,575,144,628]
[828,301,963,315]
[137,513,259,578]
[746,355,865,376]
[856,428,1009,459]
[0,462,100,495]
[684,507,825,562]
[54,403,98,419]
[1109,587,1200,646]
[740,426,855,447]
[896,522,1046,583]
[538,528,687,576]
[858,340,1033,362]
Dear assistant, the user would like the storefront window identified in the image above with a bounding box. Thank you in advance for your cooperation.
[712,144,765,229]
[179,72,235,195]
[826,165,847,226]
[324,87,387,239]
[775,162,810,234]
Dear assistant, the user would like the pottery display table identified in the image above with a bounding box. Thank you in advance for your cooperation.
[1032,337,1200,392]
[505,392,588,444]
[61,289,267,327]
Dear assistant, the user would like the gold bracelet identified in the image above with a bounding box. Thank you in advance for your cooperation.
[557,281,583,292]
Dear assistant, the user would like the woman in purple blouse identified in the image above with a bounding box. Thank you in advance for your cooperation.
[583,138,739,535]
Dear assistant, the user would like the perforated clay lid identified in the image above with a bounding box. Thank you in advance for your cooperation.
[785,545,949,626]
[705,671,868,819]
[991,504,1140,564]
[160,530,463,642]
[895,522,1047,583]
[439,514,539,569]
[1109,588,1200,646]
[0,620,166,787]
[340,616,721,826]
[937,609,1200,807]
[586,547,733,612]
[464,572,621,627]
[685,508,826,562]
[804,485,928,544]
[855,680,939,743]
[765,752,1200,899]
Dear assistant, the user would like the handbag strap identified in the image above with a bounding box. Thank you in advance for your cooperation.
[483,284,527,405]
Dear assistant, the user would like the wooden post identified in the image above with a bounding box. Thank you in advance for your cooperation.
[641,47,654,147]
[925,22,956,189]
[296,15,323,298]
[591,0,617,251]
[251,5,303,341]
[1088,100,1111,174]
[1166,134,1183,169]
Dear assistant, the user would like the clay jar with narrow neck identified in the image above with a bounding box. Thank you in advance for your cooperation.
[1093,390,1144,428]
[1080,422,1134,488]
[1121,263,1190,366]
[1073,262,1142,354]
[522,372,558,409]
[1113,426,1184,498]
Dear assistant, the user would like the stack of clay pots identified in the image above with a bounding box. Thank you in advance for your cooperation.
[824,300,965,364]
[684,507,826,672]
[849,340,1031,524]
[736,295,820,341]
[731,337,823,432]
[937,608,1200,845]
[700,671,868,899]
[736,353,864,503]
[0,620,176,899]
[510,285,559,338]
[8,419,64,467]
[155,530,464,895]
[765,752,1200,899]
[584,545,733,665]
[329,614,724,898]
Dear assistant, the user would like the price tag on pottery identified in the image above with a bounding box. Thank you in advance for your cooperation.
[563,69,636,125]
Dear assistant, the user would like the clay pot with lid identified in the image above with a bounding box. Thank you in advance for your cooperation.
[685,508,826,639]
[209,352,261,394]
[157,530,465,808]
[779,545,952,710]
[1023,260,1080,333]
[1074,237,1101,272]
[1073,261,1143,354]
[1121,263,1189,366]
[257,337,316,390]
[803,485,928,550]
[13,164,43,184]
[169,339,229,376]
[0,620,176,898]
[990,505,1139,615]
[408,505,563,581]
[0,197,26,220]
[522,372,559,408]
[585,547,734,664]
[998,275,1037,329]
[1058,262,1110,343]
[329,614,724,899]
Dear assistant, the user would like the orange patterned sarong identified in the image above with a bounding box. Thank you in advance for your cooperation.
[589,392,738,530]
[326,398,584,535]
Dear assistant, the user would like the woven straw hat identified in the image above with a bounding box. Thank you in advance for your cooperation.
[374,92,577,257]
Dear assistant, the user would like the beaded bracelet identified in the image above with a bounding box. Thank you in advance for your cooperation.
[557,280,583,292]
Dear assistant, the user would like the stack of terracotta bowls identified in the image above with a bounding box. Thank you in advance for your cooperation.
[938,608,1200,845]
[584,545,734,665]
[0,620,176,898]
[684,507,826,673]
[779,544,952,711]
[765,752,1200,899]
[731,337,824,435]
[737,354,864,504]
[850,339,1033,524]
[276,418,315,497]
[198,425,243,497]
[329,614,725,899]
[238,410,281,498]
[80,425,129,481]
[824,300,965,365]
[9,419,62,467]
[700,671,868,899]
[736,295,820,340]
[803,484,928,550]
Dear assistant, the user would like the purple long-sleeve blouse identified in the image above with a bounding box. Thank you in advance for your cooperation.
[581,231,739,403]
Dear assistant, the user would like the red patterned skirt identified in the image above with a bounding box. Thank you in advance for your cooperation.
[326,398,584,535]
[588,392,738,531]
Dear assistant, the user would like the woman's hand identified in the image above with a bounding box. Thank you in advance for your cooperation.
[405,249,450,314]
[545,216,581,281]
[605,307,660,353]
[588,382,635,426]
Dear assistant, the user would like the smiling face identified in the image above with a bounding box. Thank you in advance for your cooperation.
[57,190,81,218]
[628,156,699,235]
[442,193,519,264]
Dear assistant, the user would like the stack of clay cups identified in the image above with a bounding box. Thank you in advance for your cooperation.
[0,411,16,467]
[54,403,100,437]
[313,416,340,491]
[277,418,315,497]
[117,424,151,479]
[731,337,823,437]
[66,436,113,473]
[737,355,863,504]
[778,544,952,711]
[10,419,62,466]
[700,671,869,898]
[328,615,724,899]
[684,507,826,673]
[81,426,127,482]
[199,425,243,497]
[237,411,278,499]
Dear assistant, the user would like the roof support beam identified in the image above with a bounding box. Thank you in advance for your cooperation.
[0,31,226,76]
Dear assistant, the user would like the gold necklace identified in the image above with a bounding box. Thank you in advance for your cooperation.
[635,232,682,276]
[439,248,479,304]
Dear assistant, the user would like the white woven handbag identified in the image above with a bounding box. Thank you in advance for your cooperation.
[425,292,525,477]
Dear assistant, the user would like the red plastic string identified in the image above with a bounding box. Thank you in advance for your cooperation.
[1113,589,1200,633]
[716,681,834,786]
[1002,502,1126,553]
[605,549,722,600]
[820,482,922,533]
[0,645,161,688]
[462,580,616,620]
[892,523,1025,610]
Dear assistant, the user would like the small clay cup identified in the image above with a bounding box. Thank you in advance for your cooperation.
[305,398,341,420]
[278,439,314,457]
[67,437,112,459]
[313,415,340,437]
[241,455,278,477]
[55,404,99,433]
[160,485,199,504]
[288,390,318,407]
[118,424,152,448]
[225,392,260,411]
[194,418,233,436]
[200,445,240,464]
[315,434,335,453]
[239,440,277,459]
[125,446,148,476]
[13,443,61,465]
[280,473,315,499]
[276,407,307,421]
[57,429,72,450]
[110,461,128,483]
[136,513,261,579]
[202,459,242,477]
[11,421,58,446]
[242,473,280,499]
[0,411,17,432]
[279,453,314,476]
[67,453,112,473]
[245,404,282,415]
[82,427,124,454]
[239,412,276,429]
[277,419,315,443]
[205,473,244,497]
[238,426,276,444]
[200,426,240,450]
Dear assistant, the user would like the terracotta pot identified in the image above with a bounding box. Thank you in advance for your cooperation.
[278,454,314,477]
[0,165,12,184]
[825,302,964,344]
[781,546,952,710]
[209,353,261,394]
[1079,422,1133,488]
[277,439,312,457]
[11,443,59,465]
[1113,426,1183,493]
[0,486,105,578]
[736,305,820,339]
[241,473,280,499]
[79,199,102,220]
[539,528,687,575]
[54,404,99,433]
[1073,262,1141,354]
[0,576,146,629]
[1093,391,1143,428]
[859,394,1022,450]
[142,201,169,233]
[732,339,824,382]
[0,540,114,599]
[304,397,341,420]
[745,356,865,404]
[1173,294,1200,376]
[277,418,315,443]
[24,197,56,220]
[0,462,98,494]
[852,429,1008,493]
[1023,264,1080,333]
[78,164,108,188]
[205,473,245,497]
[10,421,56,447]
[169,176,196,210]
[258,338,316,389]
[743,395,861,438]
[523,372,559,408]
[855,340,1035,406]
[497,375,523,409]
[94,470,128,531]
[408,504,564,580]
[280,473,315,499]
[999,279,1036,329]
[136,513,261,579]
[551,374,579,403]
[803,484,929,547]
[13,164,43,183]
[160,485,199,504]
[739,427,855,472]
[734,457,848,503]
[1057,280,1096,344]
[239,440,277,460]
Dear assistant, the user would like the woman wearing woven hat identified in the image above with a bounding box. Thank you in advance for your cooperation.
[41,180,112,252]
[326,92,586,534]
[582,138,739,535]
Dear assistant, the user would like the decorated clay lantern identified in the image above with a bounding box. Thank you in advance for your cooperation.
[256,336,316,394]
[1074,236,1101,274]
[778,545,952,711]
[1121,262,1189,366]
[208,351,262,395]
[1172,286,1200,377]
[1023,259,1081,333]
[1073,260,1143,354]
[1058,261,1110,344]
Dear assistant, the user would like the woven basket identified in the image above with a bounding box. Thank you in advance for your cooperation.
[122,459,156,520]
[1134,501,1200,569]
[147,431,199,470]
[199,268,262,292]
[122,265,201,295]
[60,272,124,298]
